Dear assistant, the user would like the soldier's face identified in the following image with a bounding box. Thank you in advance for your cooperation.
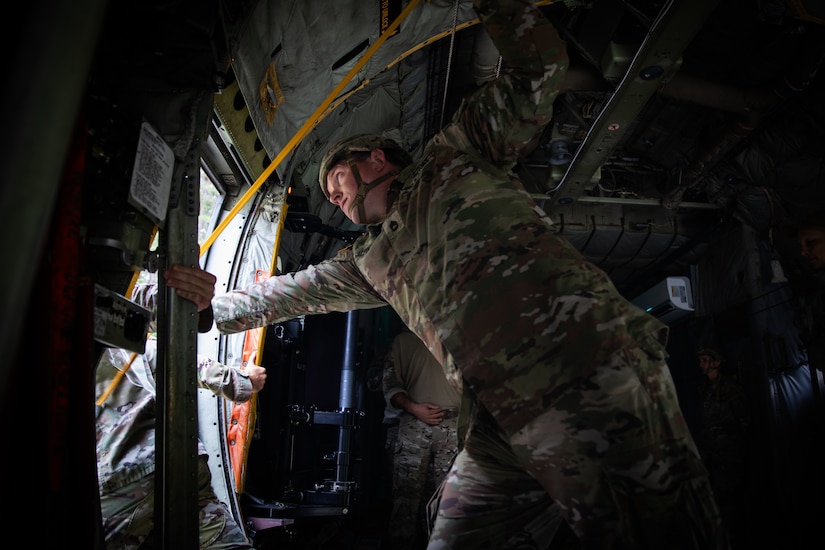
[325,161,361,222]
[798,226,825,271]
[325,150,390,225]
[698,354,718,376]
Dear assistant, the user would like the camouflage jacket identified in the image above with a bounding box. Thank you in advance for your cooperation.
[95,338,255,492]
[213,0,667,436]
[695,373,749,455]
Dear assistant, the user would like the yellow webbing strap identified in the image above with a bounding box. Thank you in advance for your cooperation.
[95,352,139,406]
[95,226,157,406]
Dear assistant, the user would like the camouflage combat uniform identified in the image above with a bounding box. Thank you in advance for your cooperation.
[383,331,462,550]
[211,0,726,547]
[695,371,749,542]
[95,339,255,550]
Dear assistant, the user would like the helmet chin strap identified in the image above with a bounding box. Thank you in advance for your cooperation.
[346,156,400,223]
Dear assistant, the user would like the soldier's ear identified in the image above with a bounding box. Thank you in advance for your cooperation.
[370,148,387,169]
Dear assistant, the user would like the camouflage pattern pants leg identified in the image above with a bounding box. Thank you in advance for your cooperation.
[507,336,729,550]
[99,456,253,549]
[389,414,459,550]
[427,412,564,550]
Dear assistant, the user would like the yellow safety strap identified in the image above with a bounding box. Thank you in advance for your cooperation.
[95,351,139,406]
[200,0,423,257]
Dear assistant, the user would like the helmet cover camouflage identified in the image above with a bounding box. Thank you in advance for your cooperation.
[318,134,411,199]
[696,347,724,362]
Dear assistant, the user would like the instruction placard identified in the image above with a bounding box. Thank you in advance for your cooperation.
[128,121,174,227]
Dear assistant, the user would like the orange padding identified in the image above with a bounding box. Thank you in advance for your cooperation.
[228,269,270,493]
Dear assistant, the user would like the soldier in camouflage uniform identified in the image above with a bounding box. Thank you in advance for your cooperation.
[693,347,749,548]
[96,282,266,550]
[167,0,727,547]
[383,330,462,550]
[793,212,825,372]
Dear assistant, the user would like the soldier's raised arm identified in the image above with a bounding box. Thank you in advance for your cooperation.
[458,0,569,164]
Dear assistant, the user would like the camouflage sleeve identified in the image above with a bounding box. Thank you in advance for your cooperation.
[459,0,569,164]
[213,246,387,334]
[196,355,254,403]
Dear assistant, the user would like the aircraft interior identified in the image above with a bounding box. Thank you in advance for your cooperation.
[2,0,825,548]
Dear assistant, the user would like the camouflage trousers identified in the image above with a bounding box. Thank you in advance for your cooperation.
[388,413,459,550]
[428,336,729,550]
[99,455,252,549]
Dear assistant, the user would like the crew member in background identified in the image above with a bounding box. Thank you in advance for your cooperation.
[383,330,461,550]
[96,280,266,550]
[694,347,749,549]
[794,211,825,372]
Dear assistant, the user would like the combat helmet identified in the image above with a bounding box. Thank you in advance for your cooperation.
[318,134,412,200]
[696,347,724,362]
